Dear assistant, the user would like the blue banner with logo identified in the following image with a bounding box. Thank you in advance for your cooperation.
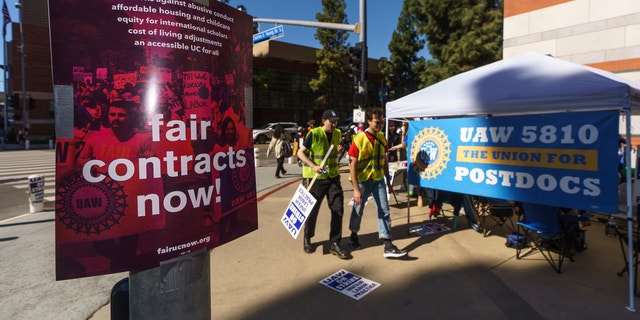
[406,110,619,213]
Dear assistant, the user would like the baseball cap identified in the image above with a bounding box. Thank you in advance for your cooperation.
[322,109,340,122]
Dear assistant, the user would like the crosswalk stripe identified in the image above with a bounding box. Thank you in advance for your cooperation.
[0,151,57,207]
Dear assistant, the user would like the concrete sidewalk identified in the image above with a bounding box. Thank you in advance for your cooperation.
[2,161,639,319]
[98,169,638,319]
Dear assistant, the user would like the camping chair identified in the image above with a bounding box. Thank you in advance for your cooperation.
[558,210,592,261]
[616,224,639,296]
[516,202,567,273]
[475,197,521,237]
[614,181,639,295]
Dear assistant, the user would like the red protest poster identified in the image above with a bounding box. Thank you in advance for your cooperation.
[49,0,257,280]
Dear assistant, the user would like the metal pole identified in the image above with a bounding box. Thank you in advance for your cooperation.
[129,249,211,319]
[16,0,27,149]
[380,77,384,108]
[624,107,636,312]
[3,31,7,145]
[358,0,367,98]
[253,18,358,32]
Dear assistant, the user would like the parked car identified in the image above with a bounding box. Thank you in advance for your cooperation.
[338,116,353,133]
[252,122,299,144]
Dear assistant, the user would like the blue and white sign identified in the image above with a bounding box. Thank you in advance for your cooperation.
[253,25,284,44]
[320,269,380,300]
[282,184,317,238]
[406,110,619,213]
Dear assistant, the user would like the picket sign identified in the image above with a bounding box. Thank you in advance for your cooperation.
[281,145,334,238]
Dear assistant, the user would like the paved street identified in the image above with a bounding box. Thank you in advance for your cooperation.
[0,149,56,221]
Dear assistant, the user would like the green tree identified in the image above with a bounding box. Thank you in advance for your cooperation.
[412,0,503,87]
[309,0,350,111]
[378,0,426,100]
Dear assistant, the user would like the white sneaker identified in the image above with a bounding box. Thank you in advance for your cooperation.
[383,245,407,258]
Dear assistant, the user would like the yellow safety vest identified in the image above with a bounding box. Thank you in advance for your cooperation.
[301,127,341,179]
[352,131,386,182]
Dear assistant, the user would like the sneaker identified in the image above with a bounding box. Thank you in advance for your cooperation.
[427,206,440,218]
[383,245,407,258]
[350,233,361,250]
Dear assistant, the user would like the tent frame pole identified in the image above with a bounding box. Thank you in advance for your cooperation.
[624,107,636,312]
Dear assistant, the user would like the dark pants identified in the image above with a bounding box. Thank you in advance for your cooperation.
[428,188,478,224]
[304,176,344,243]
[276,156,285,176]
[427,188,463,215]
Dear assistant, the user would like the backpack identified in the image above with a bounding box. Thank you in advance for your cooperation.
[281,140,293,158]
[505,232,525,249]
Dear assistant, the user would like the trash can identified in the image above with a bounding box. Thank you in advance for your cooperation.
[27,175,45,213]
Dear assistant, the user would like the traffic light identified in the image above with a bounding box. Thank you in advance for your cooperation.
[348,42,364,81]
[11,93,19,109]
[28,97,35,110]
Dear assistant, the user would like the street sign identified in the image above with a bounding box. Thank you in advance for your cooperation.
[253,25,284,44]
[378,87,388,101]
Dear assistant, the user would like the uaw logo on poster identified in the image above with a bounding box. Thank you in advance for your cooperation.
[410,126,451,180]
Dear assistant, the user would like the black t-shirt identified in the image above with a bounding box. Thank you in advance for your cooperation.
[303,130,333,150]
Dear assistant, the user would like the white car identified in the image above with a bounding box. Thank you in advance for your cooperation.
[252,122,299,144]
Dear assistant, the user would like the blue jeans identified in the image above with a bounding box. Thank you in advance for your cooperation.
[349,179,393,240]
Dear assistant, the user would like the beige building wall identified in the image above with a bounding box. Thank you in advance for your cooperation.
[504,0,640,82]
[504,0,640,159]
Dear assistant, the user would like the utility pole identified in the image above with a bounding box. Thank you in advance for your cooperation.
[358,0,367,99]
[16,0,28,148]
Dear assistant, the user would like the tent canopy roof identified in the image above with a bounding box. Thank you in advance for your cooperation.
[386,52,640,119]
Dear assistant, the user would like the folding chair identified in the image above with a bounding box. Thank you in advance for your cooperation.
[516,202,567,273]
[614,182,639,295]
[476,197,521,237]
[558,210,592,260]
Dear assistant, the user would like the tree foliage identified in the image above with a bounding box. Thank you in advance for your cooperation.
[309,0,350,110]
[382,0,503,94]
[378,0,426,100]
[413,0,503,87]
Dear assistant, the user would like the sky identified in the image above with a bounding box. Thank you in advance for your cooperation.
[228,0,411,59]
[0,0,428,90]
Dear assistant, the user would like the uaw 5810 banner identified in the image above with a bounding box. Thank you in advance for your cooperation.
[406,110,619,213]
[50,0,256,280]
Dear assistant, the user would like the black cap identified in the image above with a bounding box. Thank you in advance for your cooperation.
[322,109,340,122]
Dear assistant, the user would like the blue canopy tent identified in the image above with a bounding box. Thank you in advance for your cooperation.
[386,52,640,311]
